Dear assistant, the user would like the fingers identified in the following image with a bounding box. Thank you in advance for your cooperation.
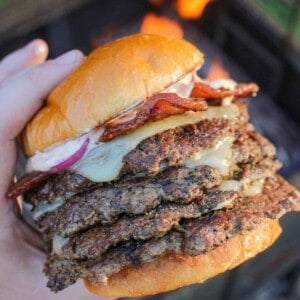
[0,49,84,140]
[0,39,48,82]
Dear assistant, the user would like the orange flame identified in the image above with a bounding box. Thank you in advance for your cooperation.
[207,60,231,79]
[175,0,212,19]
[140,13,183,38]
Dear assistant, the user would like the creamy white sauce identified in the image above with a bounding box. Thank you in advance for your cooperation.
[163,73,195,98]
[104,99,144,127]
[26,129,103,172]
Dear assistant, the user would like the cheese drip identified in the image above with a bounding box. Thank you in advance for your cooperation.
[72,105,239,182]
[32,197,66,220]
[183,137,234,176]
[219,179,265,196]
[52,235,70,255]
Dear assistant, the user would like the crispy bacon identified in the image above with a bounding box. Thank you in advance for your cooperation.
[101,93,207,142]
[234,82,259,98]
[191,82,232,99]
[191,82,259,99]
[7,171,50,199]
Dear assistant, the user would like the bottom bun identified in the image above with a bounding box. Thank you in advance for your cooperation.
[84,219,281,297]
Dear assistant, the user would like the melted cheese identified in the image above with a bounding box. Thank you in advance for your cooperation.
[183,137,234,176]
[52,235,69,254]
[218,180,242,191]
[244,179,265,196]
[72,105,239,182]
[219,178,265,196]
[32,197,65,220]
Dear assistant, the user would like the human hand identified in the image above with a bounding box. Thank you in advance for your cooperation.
[0,40,110,300]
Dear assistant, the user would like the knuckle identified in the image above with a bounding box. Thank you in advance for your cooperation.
[25,61,52,83]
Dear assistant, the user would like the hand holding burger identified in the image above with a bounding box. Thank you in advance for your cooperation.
[5,34,300,298]
[0,39,110,300]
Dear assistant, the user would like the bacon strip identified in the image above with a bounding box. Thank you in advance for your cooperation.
[191,82,232,99]
[7,171,50,199]
[191,82,259,99]
[234,82,259,98]
[101,93,207,142]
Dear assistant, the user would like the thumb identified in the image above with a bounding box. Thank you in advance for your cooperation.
[0,50,84,201]
[0,49,84,139]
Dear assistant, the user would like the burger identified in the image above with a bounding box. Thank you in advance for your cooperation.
[8,34,300,297]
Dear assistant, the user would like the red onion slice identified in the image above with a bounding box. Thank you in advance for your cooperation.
[50,138,90,173]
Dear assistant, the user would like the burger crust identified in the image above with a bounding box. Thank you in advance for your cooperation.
[22,34,204,156]
[84,219,281,297]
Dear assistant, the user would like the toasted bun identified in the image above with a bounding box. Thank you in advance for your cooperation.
[22,34,204,156]
[84,219,281,297]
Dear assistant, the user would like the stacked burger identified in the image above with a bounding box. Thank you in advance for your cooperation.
[8,34,300,297]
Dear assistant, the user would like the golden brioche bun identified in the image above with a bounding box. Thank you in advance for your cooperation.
[84,219,281,297]
[22,34,204,156]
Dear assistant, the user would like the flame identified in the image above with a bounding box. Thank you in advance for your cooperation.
[140,13,183,38]
[207,60,231,79]
[175,0,212,19]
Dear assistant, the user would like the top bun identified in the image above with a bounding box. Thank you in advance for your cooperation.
[22,34,204,156]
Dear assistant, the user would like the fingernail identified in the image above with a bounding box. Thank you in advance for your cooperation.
[25,39,48,56]
[55,50,82,65]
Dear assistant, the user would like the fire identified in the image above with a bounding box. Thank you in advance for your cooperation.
[140,13,183,38]
[175,0,212,19]
[207,60,231,79]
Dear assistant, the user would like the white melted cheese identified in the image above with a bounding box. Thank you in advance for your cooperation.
[244,179,265,196]
[52,235,70,255]
[72,106,239,182]
[32,197,66,220]
[219,178,265,196]
[183,137,234,176]
[218,180,242,192]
